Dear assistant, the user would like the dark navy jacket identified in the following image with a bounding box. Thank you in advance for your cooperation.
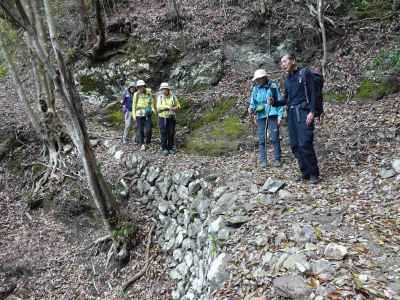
[275,68,316,113]
[122,89,133,112]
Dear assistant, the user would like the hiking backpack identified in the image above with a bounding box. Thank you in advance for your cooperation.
[300,68,324,117]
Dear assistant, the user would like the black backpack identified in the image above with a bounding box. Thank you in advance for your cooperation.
[300,68,324,117]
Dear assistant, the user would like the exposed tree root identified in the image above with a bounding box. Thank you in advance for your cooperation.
[122,224,155,291]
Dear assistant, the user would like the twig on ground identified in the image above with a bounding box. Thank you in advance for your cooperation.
[122,223,155,291]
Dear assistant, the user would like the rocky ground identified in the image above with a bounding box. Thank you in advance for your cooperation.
[1,84,400,299]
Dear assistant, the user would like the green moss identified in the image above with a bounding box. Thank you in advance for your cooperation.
[370,49,400,73]
[211,116,247,138]
[79,74,98,93]
[104,102,124,126]
[192,97,236,130]
[184,114,248,156]
[0,64,7,78]
[323,91,348,103]
[354,0,393,18]
[354,79,398,100]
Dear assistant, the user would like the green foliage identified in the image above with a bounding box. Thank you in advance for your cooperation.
[371,49,400,73]
[79,74,99,93]
[0,64,6,78]
[323,91,348,103]
[211,116,247,138]
[354,79,398,100]
[185,138,241,156]
[104,102,124,126]
[352,0,393,18]
[112,223,136,240]
[175,98,192,128]
[192,97,236,130]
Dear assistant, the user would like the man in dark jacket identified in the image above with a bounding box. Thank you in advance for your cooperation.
[271,54,320,184]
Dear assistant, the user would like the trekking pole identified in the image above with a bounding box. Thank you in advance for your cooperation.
[265,100,272,166]
[250,114,258,168]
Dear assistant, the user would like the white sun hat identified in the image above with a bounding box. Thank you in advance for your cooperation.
[159,82,171,90]
[136,80,146,87]
[128,81,136,87]
[252,69,268,81]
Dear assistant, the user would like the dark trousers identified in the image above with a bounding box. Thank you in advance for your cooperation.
[159,117,176,150]
[136,116,152,145]
[287,106,319,177]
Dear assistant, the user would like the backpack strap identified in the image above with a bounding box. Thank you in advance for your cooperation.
[300,68,310,104]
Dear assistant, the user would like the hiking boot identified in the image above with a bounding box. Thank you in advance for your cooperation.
[260,161,267,169]
[169,148,176,155]
[295,175,309,182]
[162,149,169,156]
[272,160,281,167]
[140,144,146,151]
[309,175,319,185]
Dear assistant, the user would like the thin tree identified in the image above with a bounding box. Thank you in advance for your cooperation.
[0,0,129,261]
[317,0,327,78]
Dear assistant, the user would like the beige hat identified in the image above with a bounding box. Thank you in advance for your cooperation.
[128,81,136,87]
[159,82,171,90]
[136,80,146,87]
[252,69,268,81]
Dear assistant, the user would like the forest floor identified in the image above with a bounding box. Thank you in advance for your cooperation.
[1,71,400,300]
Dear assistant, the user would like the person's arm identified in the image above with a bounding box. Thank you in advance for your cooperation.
[152,94,157,114]
[270,85,287,107]
[132,92,137,119]
[248,87,256,114]
[304,69,316,113]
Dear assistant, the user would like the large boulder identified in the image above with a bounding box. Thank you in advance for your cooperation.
[169,49,224,90]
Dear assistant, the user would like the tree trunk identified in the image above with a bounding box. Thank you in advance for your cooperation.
[0,32,42,138]
[78,0,91,44]
[94,0,106,50]
[317,0,327,78]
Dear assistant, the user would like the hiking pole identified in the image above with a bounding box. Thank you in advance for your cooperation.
[264,100,272,168]
[250,113,258,168]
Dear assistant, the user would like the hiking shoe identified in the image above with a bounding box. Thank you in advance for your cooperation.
[260,161,267,169]
[295,175,309,182]
[169,148,176,155]
[272,161,281,167]
[309,175,319,185]
[162,150,169,156]
[140,144,146,151]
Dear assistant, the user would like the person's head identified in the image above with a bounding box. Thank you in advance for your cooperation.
[136,80,146,93]
[128,82,136,94]
[280,54,297,74]
[252,69,268,85]
[159,82,171,96]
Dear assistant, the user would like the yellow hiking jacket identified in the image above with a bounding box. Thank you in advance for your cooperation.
[132,88,156,118]
[157,94,181,118]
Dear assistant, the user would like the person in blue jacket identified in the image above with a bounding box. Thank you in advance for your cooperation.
[248,69,284,168]
[270,54,320,184]
[121,81,136,144]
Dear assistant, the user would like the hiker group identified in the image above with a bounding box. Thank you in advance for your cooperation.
[121,80,180,156]
[249,54,323,184]
[121,53,322,183]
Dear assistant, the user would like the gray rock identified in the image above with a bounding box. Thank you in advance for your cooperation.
[213,186,229,199]
[225,215,249,227]
[324,243,347,260]
[171,289,181,300]
[196,197,210,220]
[177,185,190,200]
[311,259,335,275]
[185,252,194,267]
[207,253,231,292]
[170,268,183,280]
[279,189,294,200]
[173,249,184,262]
[274,232,287,246]
[173,170,196,186]
[158,200,170,214]
[380,167,396,179]
[273,275,312,299]
[156,176,172,197]
[217,228,230,240]
[212,192,238,215]
[182,238,195,251]
[118,179,129,198]
[283,254,309,272]
[113,150,124,160]
[175,230,185,248]
[146,167,161,184]
[261,178,285,193]
[184,291,196,300]
[170,49,224,90]
[392,159,400,173]
[262,252,274,266]
[176,262,190,278]
[188,180,202,195]
[209,216,225,234]
[291,223,317,245]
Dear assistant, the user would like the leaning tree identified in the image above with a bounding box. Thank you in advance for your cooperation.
[0,0,130,262]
